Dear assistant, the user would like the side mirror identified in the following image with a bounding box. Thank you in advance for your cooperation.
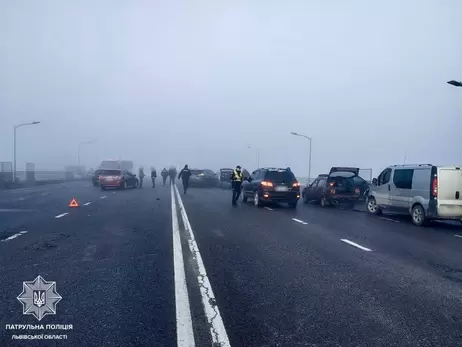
[372,178,378,186]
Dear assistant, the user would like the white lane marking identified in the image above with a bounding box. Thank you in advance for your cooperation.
[112,192,116,194]
[264,207,273,211]
[54,213,69,219]
[380,217,400,223]
[341,239,372,252]
[170,184,196,347]
[83,202,92,206]
[41,192,49,196]
[454,234,462,238]
[100,196,107,199]
[174,184,231,347]
[19,197,25,201]
[1,231,28,242]
[292,218,308,225]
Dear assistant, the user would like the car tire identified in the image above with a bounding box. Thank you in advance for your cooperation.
[100,186,106,191]
[288,201,297,208]
[242,193,248,203]
[367,197,382,215]
[320,196,329,208]
[411,204,427,226]
[254,191,262,208]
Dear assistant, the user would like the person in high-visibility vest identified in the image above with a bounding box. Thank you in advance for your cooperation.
[230,165,244,206]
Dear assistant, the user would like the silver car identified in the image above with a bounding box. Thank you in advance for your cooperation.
[366,164,462,226]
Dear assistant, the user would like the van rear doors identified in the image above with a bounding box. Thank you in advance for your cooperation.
[436,166,462,218]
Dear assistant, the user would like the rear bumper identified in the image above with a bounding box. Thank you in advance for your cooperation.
[326,194,360,203]
[100,181,123,187]
[260,190,300,202]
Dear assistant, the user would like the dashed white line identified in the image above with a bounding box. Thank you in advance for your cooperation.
[292,218,308,225]
[341,239,372,252]
[83,202,92,206]
[380,217,400,223]
[100,196,107,199]
[170,184,195,347]
[174,184,231,347]
[54,213,69,219]
[264,207,273,211]
[454,234,462,238]
[19,197,25,201]
[41,192,49,196]
[1,231,28,242]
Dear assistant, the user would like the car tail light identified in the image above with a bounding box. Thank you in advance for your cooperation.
[263,193,269,198]
[330,188,335,195]
[355,188,360,194]
[329,182,335,187]
[292,182,300,188]
[432,177,438,198]
[261,181,273,187]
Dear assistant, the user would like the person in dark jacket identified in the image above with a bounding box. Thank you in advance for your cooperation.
[178,164,192,194]
[150,167,157,188]
[161,168,168,186]
[230,165,244,206]
[168,167,177,184]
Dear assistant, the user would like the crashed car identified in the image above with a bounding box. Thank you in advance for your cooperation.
[189,169,218,187]
[217,168,234,188]
[302,167,368,207]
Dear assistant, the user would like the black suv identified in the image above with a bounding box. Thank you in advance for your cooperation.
[241,168,300,208]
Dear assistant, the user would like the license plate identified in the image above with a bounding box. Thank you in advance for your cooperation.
[275,186,288,192]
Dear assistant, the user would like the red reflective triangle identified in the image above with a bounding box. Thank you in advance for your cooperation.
[68,198,80,208]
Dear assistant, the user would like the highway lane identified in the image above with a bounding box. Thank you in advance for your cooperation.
[1,181,462,346]
[179,186,462,346]
[0,184,177,347]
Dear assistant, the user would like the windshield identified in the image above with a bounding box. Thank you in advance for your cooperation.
[265,170,296,182]
[99,170,121,176]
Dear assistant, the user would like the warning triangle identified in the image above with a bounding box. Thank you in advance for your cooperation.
[68,198,80,208]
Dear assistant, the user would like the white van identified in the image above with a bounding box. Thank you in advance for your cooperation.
[367,164,462,226]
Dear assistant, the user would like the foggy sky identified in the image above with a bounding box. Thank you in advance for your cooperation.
[1,0,461,179]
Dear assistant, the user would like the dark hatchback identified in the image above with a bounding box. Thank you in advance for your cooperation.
[189,169,218,187]
[218,168,234,188]
[302,167,368,207]
[242,168,300,208]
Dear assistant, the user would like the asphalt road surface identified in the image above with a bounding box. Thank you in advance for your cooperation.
[1,181,462,347]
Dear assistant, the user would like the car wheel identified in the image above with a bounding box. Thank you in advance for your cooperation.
[367,197,382,215]
[100,186,106,191]
[320,196,329,208]
[242,193,248,203]
[411,204,426,226]
[288,201,297,208]
[254,191,262,208]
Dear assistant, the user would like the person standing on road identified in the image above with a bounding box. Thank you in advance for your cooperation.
[138,167,146,188]
[231,165,244,206]
[161,168,168,186]
[178,164,192,194]
[150,167,157,188]
[168,167,177,184]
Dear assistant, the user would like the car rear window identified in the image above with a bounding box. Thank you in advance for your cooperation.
[265,170,296,182]
[100,170,121,176]
[329,171,355,178]
[190,170,203,175]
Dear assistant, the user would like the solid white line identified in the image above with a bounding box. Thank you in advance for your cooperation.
[174,184,231,347]
[1,231,28,242]
[54,213,69,219]
[292,218,308,225]
[341,239,372,252]
[83,202,92,206]
[264,207,273,211]
[380,217,400,223]
[19,231,28,234]
[100,196,107,199]
[170,184,196,347]
[454,234,462,238]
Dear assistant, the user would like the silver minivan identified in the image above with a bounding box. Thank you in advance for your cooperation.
[366,164,462,226]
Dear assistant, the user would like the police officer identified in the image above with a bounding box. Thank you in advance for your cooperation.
[231,165,244,206]
[178,164,192,194]
[150,167,157,188]
[161,168,168,186]
[138,167,145,188]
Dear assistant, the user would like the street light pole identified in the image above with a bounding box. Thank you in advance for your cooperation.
[77,140,96,166]
[290,131,313,183]
[247,146,260,168]
[13,121,40,180]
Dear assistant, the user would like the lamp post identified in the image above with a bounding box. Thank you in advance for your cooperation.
[77,140,96,166]
[13,121,40,180]
[290,131,312,183]
[247,146,260,168]
[447,80,462,87]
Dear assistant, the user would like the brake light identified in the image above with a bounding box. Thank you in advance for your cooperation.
[292,182,300,188]
[330,188,336,194]
[261,181,273,187]
[355,188,360,194]
[329,182,335,187]
[432,177,438,198]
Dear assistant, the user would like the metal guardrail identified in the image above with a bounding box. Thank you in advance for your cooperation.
[1,170,90,190]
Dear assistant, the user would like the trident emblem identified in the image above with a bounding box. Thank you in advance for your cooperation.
[33,291,46,307]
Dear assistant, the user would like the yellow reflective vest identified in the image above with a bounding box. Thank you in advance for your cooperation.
[232,170,243,182]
